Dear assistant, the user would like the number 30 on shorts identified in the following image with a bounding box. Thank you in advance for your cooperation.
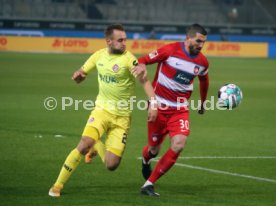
[179,119,189,130]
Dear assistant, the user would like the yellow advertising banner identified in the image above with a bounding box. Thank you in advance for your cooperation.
[126,40,173,54]
[0,36,268,58]
[0,36,105,53]
[202,42,268,57]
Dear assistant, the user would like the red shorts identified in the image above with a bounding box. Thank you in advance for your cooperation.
[148,107,190,147]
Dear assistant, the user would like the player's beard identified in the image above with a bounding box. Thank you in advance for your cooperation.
[189,45,201,56]
[110,47,125,54]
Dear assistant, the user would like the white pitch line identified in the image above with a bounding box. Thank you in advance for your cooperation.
[178,156,276,159]
[137,156,276,160]
[173,162,276,184]
[138,156,276,184]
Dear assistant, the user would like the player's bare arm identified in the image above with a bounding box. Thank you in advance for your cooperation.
[143,79,158,122]
[135,73,158,122]
[131,64,147,80]
[72,68,87,84]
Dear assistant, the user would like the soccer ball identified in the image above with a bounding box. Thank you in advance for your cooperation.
[218,83,243,109]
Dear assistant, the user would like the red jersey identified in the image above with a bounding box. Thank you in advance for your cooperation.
[139,42,209,108]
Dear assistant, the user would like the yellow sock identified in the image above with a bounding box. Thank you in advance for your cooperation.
[54,148,83,188]
[94,140,106,163]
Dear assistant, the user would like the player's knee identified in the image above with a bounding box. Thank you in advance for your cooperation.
[77,136,95,155]
[105,161,120,171]
[104,151,121,171]
[171,135,187,153]
[171,142,184,153]
[106,164,119,171]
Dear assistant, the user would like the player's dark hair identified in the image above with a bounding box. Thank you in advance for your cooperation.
[186,24,207,37]
[104,24,125,38]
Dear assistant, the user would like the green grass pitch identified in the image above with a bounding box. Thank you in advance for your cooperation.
[0,52,276,206]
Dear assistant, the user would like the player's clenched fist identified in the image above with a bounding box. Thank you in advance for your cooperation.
[72,69,87,83]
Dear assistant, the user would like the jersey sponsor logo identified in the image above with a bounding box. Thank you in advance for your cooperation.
[112,64,119,72]
[158,72,194,92]
[167,56,206,75]
[99,73,118,83]
[149,50,158,59]
[174,70,194,85]
[194,65,200,74]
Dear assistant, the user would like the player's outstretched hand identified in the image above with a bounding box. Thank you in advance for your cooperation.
[72,69,86,84]
[131,64,147,81]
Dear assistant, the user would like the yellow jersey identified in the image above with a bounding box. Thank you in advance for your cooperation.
[82,48,138,116]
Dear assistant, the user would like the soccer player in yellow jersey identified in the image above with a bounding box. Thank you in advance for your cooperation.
[49,24,157,197]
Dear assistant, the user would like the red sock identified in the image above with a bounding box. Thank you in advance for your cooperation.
[142,145,157,163]
[148,148,179,183]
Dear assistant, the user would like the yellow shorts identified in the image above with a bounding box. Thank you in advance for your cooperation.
[82,108,131,157]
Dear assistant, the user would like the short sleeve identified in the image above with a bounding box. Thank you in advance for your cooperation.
[126,51,139,71]
[198,56,209,76]
[82,51,100,74]
[138,43,175,64]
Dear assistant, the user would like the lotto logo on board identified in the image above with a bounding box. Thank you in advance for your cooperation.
[130,41,166,50]
[52,38,88,48]
[207,42,240,51]
[0,37,7,46]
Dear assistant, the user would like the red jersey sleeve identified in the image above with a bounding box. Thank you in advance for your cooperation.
[198,55,209,76]
[138,43,176,65]
[198,54,209,102]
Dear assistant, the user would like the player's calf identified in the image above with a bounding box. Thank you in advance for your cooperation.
[142,145,158,180]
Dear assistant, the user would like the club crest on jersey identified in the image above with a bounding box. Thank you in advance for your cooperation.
[194,65,200,74]
[112,64,119,72]
[149,50,158,59]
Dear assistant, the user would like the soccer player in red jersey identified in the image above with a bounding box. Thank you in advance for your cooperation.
[137,24,209,196]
